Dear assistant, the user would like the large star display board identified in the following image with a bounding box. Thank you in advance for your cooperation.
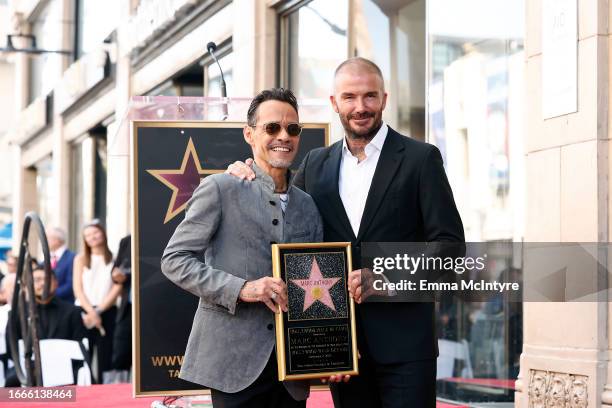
[132,121,328,396]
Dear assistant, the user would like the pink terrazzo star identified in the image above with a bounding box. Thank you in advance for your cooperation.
[291,257,341,312]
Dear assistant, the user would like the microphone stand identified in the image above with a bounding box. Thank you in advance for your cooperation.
[207,42,228,120]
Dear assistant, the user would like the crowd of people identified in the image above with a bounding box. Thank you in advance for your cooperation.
[0,222,132,386]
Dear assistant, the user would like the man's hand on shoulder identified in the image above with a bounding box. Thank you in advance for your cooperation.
[225,158,256,181]
[239,276,287,313]
[111,267,127,284]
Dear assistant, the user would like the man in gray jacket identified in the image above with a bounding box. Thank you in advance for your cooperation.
[161,88,323,408]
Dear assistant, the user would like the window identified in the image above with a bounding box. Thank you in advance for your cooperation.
[34,156,54,228]
[279,0,348,99]
[70,139,85,251]
[147,45,232,99]
[74,0,119,59]
[28,0,63,103]
[149,59,207,97]
[93,132,107,225]
[352,0,426,139]
[69,130,107,251]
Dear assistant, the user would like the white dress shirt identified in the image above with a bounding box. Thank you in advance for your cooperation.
[338,123,388,237]
[51,246,66,261]
[51,245,67,268]
[75,254,113,307]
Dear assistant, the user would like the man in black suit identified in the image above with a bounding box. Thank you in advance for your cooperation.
[18,266,88,342]
[5,265,88,386]
[110,234,131,371]
[229,57,464,408]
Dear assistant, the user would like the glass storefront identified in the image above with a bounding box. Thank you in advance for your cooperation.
[428,0,525,403]
[281,0,349,99]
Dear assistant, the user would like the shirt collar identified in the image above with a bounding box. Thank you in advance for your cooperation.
[252,161,293,193]
[342,122,388,157]
[52,246,66,259]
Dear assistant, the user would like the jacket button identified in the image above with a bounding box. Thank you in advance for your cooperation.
[267,323,273,330]
[272,219,279,225]
[270,200,276,206]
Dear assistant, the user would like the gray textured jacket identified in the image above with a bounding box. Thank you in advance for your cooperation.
[161,163,323,400]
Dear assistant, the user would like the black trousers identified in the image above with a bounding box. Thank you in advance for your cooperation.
[330,355,437,408]
[111,302,131,370]
[83,306,117,383]
[210,354,306,408]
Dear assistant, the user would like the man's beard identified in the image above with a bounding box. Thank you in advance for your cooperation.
[340,111,383,141]
[267,158,293,169]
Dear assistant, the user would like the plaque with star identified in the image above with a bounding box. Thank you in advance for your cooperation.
[272,242,358,380]
[286,253,348,321]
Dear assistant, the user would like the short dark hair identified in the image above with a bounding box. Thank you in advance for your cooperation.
[32,265,57,280]
[247,88,298,126]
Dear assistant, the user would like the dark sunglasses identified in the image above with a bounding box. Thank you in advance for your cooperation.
[251,122,303,137]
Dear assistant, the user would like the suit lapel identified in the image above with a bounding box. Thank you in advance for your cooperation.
[322,142,356,241]
[38,302,56,339]
[356,129,404,241]
[56,251,67,269]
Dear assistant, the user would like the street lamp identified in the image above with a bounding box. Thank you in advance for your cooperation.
[0,34,71,55]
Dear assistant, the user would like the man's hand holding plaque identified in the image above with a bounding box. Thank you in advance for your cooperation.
[239,276,288,313]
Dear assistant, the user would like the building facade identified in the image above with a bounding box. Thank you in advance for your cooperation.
[0,0,16,226]
[4,0,610,406]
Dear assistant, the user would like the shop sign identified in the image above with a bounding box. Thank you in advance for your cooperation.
[542,0,577,119]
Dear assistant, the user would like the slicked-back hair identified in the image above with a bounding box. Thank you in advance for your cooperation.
[47,226,67,244]
[247,88,299,126]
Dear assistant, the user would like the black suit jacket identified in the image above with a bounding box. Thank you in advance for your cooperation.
[112,235,132,321]
[292,126,464,363]
[8,297,88,343]
[54,250,76,303]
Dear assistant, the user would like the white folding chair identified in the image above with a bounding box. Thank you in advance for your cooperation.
[18,338,92,386]
[437,338,474,379]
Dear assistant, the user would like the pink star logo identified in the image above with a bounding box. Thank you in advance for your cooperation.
[291,257,341,312]
[147,138,222,224]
